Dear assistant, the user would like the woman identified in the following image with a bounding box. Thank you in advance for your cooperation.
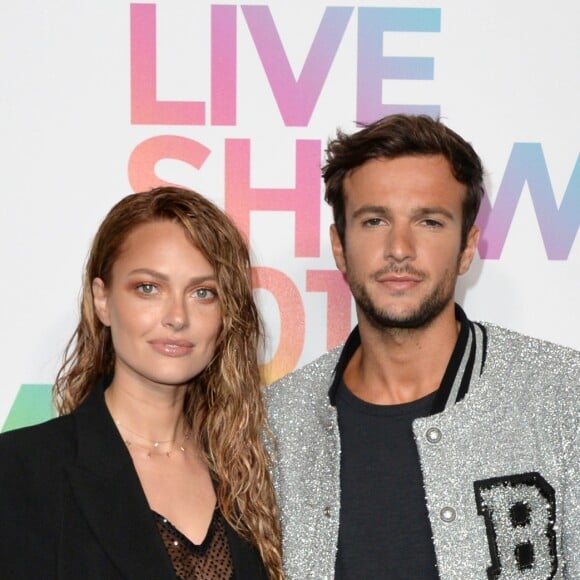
[0,187,283,579]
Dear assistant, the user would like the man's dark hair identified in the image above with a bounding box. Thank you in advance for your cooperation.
[322,114,485,249]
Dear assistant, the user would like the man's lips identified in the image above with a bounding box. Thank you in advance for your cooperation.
[374,265,425,281]
[379,274,422,283]
[376,273,423,291]
[148,338,194,357]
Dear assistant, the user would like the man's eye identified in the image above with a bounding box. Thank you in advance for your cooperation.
[363,218,384,227]
[423,219,443,228]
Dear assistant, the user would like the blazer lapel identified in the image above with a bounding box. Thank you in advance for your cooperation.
[65,384,175,579]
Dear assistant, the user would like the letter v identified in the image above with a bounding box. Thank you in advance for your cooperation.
[242,6,353,126]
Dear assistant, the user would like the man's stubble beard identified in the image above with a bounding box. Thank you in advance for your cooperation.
[347,265,458,332]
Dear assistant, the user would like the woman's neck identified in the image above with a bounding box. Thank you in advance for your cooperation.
[104,378,188,444]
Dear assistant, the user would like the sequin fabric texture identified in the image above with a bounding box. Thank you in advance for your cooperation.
[264,324,579,579]
[154,510,234,580]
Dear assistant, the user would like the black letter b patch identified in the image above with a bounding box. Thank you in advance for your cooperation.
[474,472,557,579]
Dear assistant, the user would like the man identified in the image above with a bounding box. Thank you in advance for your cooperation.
[264,114,579,579]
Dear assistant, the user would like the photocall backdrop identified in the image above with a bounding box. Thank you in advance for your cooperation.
[1,1,578,431]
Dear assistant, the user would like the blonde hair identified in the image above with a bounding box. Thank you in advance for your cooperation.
[54,186,283,579]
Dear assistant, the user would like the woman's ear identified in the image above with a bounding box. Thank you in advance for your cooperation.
[92,278,111,326]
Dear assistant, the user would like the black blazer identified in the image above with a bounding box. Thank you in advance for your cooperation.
[0,382,268,579]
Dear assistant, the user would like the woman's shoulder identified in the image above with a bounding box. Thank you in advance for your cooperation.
[0,415,79,560]
[0,414,77,472]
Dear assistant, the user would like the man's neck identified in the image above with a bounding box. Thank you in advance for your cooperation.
[344,308,460,405]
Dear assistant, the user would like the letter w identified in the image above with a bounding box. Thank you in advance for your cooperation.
[477,143,579,260]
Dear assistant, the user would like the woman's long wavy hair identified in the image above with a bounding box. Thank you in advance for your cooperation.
[54,186,283,579]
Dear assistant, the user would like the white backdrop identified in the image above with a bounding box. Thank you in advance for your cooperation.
[1,0,578,429]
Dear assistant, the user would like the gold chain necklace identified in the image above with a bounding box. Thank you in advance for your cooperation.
[114,419,191,458]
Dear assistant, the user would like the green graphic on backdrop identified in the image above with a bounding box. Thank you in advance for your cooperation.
[1,385,55,432]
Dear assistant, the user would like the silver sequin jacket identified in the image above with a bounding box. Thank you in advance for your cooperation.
[264,324,579,579]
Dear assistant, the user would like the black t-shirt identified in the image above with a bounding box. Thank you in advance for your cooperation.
[335,381,439,579]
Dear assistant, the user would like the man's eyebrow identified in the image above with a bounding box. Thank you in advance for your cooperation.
[351,205,390,219]
[411,206,455,220]
[351,205,456,221]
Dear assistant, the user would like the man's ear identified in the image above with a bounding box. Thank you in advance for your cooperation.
[92,278,111,326]
[458,225,480,275]
[330,224,347,274]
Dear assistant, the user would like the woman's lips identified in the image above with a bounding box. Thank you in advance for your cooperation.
[148,338,194,357]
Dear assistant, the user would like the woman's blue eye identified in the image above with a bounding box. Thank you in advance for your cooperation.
[195,288,216,299]
[138,283,156,294]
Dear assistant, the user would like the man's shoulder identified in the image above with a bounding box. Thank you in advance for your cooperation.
[479,323,579,452]
[263,344,342,406]
[484,323,580,364]
[482,322,580,393]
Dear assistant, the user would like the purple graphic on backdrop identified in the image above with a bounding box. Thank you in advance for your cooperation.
[131,4,441,126]
[478,144,580,260]
[129,2,579,264]
[357,7,441,122]
[242,6,353,126]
